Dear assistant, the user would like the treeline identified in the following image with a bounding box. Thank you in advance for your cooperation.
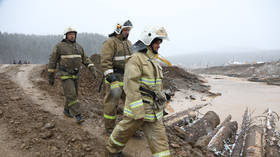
[0,32,107,64]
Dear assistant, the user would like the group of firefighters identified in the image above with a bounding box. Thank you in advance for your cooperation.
[47,20,171,157]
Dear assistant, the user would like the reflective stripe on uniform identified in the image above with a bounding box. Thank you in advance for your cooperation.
[153,150,170,157]
[140,77,162,85]
[110,134,125,147]
[124,107,162,120]
[156,111,163,119]
[60,54,81,59]
[61,75,78,80]
[105,80,124,87]
[68,100,78,107]
[110,82,120,89]
[104,69,113,76]
[88,63,94,68]
[144,114,156,120]
[124,108,134,117]
[48,69,55,72]
[113,55,131,61]
[129,99,143,109]
[104,114,116,120]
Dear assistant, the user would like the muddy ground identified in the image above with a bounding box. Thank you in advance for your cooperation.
[0,54,215,157]
[192,61,280,85]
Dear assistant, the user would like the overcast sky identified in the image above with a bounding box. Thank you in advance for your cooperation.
[0,0,279,56]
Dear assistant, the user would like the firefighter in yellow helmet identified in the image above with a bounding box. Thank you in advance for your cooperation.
[106,25,170,157]
[101,20,133,133]
[48,27,97,124]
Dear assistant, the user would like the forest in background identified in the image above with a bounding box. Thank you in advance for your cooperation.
[0,32,106,64]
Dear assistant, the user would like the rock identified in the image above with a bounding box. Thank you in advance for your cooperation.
[170,143,180,148]
[10,96,21,101]
[0,110,3,116]
[82,144,92,152]
[201,98,206,101]
[57,135,62,140]
[85,147,92,152]
[40,131,53,139]
[14,121,21,125]
[173,126,186,139]
[35,152,41,157]
[43,122,55,129]
[20,143,26,149]
[50,146,59,151]
[190,95,196,100]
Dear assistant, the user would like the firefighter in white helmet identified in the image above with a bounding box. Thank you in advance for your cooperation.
[100,20,133,134]
[48,27,97,124]
[106,25,170,157]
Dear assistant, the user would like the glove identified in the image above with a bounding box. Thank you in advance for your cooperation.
[48,73,55,86]
[153,90,167,110]
[89,66,97,79]
[164,90,171,101]
[106,73,118,83]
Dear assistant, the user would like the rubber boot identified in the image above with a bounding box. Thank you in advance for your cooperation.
[63,108,73,118]
[75,114,84,124]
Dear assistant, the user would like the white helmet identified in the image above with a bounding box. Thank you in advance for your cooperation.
[64,27,77,35]
[114,20,133,34]
[139,25,168,46]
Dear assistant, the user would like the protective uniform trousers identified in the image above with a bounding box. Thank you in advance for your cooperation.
[107,116,170,157]
[104,73,125,131]
[61,77,81,116]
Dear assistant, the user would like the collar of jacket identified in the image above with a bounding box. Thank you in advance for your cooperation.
[62,39,76,43]
[115,34,127,41]
[146,47,156,59]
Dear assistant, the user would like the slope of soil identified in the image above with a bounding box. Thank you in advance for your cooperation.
[192,61,280,85]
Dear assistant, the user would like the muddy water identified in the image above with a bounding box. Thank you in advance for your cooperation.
[169,75,280,126]
[201,75,280,125]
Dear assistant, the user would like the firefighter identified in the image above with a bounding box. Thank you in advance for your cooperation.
[48,27,97,124]
[101,20,133,133]
[106,25,170,157]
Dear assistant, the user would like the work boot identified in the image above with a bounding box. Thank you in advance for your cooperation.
[106,128,113,135]
[109,152,123,157]
[63,109,73,118]
[75,114,84,124]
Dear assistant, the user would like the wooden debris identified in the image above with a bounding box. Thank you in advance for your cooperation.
[264,109,280,157]
[231,108,251,157]
[244,125,264,157]
[184,111,220,145]
[208,121,238,153]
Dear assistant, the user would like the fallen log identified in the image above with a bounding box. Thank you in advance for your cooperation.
[264,109,280,157]
[231,108,251,157]
[244,125,264,157]
[208,121,238,155]
[184,111,220,145]
[194,114,232,148]
[164,103,210,126]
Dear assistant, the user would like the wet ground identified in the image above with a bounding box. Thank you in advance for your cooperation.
[168,74,280,126]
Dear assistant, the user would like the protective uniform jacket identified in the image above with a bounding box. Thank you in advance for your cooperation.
[123,48,164,122]
[48,39,95,77]
[101,36,132,76]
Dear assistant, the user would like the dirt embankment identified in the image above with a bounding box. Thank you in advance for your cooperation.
[192,61,280,85]
[0,65,106,157]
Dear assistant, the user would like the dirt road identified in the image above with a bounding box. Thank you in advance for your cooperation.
[0,64,152,157]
